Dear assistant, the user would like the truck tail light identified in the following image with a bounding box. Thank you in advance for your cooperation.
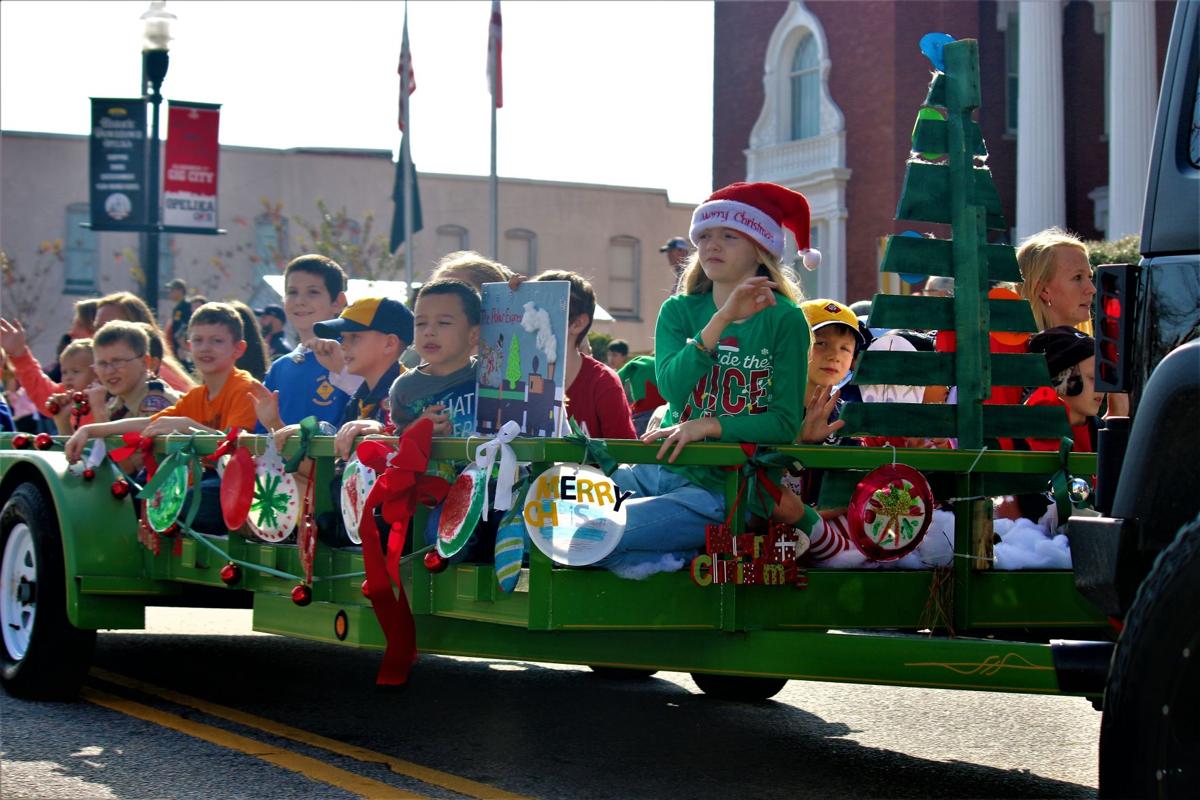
[1094,264,1138,393]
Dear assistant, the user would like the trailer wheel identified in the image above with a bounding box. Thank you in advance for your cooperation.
[691,672,788,702]
[1,484,96,699]
[588,666,658,680]
[1099,514,1200,799]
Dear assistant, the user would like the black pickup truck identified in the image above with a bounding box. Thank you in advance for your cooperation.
[1071,2,1200,796]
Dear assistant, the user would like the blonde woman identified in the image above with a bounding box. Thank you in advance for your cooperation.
[94,291,196,393]
[1016,227,1095,333]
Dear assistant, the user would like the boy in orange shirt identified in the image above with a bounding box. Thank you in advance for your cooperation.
[65,303,263,533]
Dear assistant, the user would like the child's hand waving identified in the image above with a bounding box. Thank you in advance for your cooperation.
[0,318,29,358]
[247,383,283,432]
[799,385,845,444]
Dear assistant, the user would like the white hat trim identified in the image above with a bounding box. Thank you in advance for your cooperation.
[689,199,784,259]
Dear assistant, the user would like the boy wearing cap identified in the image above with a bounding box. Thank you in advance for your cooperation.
[316,296,413,460]
[256,303,291,359]
[798,299,864,446]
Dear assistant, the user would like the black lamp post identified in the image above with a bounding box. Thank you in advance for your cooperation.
[139,0,174,313]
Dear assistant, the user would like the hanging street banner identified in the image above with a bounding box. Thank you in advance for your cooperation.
[162,101,221,230]
[88,98,148,231]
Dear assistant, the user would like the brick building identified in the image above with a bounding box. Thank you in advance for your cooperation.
[713,0,1175,304]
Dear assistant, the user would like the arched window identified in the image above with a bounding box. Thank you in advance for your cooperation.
[789,33,820,140]
[436,224,469,256]
[504,228,537,275]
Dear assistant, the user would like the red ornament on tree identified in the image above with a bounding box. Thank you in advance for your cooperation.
[82,467,96,481]
[12,434,31,449]
[33,433,53,450]
[291,584,313,606]
[423,550,448,574]
[219,563,241,586]
[111,480,131,499]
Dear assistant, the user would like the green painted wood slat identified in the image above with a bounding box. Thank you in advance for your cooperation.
[853,351,1052,387]
[896,161,1008,230]
[879,235,1022,282]
[837,402,1071,439]
[911,117,988,157]
[868,294,1038,332]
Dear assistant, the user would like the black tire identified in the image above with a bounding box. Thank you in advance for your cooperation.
[1,484,96,699]
[587,666,658,680]
[1098,514,1200,799]
[691,672,788,702]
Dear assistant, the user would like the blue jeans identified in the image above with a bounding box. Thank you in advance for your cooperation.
[595,464,726,579]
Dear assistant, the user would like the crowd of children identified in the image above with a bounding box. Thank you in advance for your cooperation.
[0,181,1108,578]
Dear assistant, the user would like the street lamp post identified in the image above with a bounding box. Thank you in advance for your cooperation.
[139,1,174,314]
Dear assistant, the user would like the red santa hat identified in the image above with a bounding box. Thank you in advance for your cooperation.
[689,182,822,270]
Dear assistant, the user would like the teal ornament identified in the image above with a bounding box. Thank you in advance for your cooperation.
[919,32,954,72]
[145,456,189,533]
[493,504,528,593]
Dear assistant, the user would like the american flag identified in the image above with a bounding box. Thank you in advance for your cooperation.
[487,0,502,108]
[398,11,416,130]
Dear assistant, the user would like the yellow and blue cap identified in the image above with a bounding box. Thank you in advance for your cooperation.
[801,298,866,347]
[313,296,414,344]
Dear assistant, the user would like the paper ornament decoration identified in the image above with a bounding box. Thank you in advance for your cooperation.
[524,463,629,566]
[219,445,256,531]
[919,31,954,72]
[847,464,934,561]
[436,464,487,558]
[69,440,108,479]
[339,457,378,545]
[493,502,527,593]
[145,456,189,533]
[247,439,299,543]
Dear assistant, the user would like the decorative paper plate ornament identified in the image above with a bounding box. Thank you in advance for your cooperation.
[524,463,627,567]
[493,499,528,593]
[339,457,379,545]
[848,464,934,561]
[219,445,256,531]
[436,465,487,558]
[68,440,108,479]
[248,439,299,543]
[145,455,189,533]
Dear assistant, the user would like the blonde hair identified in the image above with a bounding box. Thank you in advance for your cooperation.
[1016,227,1091,332]
[676,248,803,304]
[60,338,94,362]
[429,251,513,291]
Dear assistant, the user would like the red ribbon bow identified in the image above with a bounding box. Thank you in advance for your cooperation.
[355,419,449,686]
[205,428,242,466]
[110,433,158,478]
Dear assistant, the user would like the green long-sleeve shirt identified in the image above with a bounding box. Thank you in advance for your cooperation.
[654,291,812,515]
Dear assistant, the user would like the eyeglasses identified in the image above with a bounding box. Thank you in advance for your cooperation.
[94,356,142,371]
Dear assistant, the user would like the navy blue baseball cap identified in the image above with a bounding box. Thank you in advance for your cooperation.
[313,297,414,344]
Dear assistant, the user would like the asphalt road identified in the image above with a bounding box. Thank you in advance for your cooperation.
[1,608,1101,799]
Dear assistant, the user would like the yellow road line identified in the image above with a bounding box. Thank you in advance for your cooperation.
[90,668,530,800]
[80,687,422,799]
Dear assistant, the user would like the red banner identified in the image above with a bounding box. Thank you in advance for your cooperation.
[163,101,220,230]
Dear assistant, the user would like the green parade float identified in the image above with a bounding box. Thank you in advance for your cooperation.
[3,26,1197,796]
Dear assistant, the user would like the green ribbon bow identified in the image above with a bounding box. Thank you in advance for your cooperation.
[563,418,618,476]
[283,415,319,473]
[1050,437,1075,526]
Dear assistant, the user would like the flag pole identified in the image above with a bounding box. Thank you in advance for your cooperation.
[488,0,502,260]
[490,94,498,261]
[402,3,414,290]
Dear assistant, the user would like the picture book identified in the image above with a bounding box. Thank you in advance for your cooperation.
[476,280,570,437]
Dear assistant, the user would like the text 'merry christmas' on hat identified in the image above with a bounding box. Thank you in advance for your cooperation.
[659,236,690,252]
[313,296,415,344]
[1028,325,1095,377]
[801,299,865,346]
[689,181,821,270]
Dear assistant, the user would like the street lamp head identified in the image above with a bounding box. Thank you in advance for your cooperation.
[140,1,176,52]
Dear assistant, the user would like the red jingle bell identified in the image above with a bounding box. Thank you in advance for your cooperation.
[34,432,53,450]
[424,550,448,574]
[291,584,313,606]
[219,563,241,586]
[360,579,370,598]
[12,434,31,449]
[111,480,131,499]
[44,400,61,415]
[82,467,96,481]
[76,400,91,415]
[72,391,86,403]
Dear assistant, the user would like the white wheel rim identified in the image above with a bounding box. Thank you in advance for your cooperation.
[1,523,37,661]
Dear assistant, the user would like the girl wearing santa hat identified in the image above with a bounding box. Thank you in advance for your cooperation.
[596,182,826,579]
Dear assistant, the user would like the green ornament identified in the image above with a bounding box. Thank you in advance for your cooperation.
[146,459,189,533]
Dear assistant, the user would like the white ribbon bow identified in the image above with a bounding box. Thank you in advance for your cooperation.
[474,420,522,521]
